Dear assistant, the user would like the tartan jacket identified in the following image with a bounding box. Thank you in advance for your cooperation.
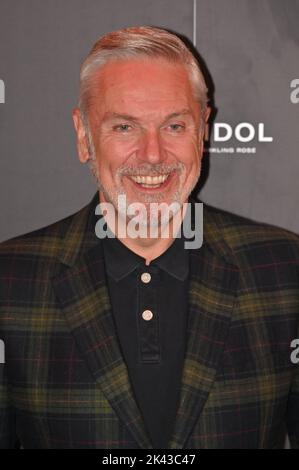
[0,192,299,449]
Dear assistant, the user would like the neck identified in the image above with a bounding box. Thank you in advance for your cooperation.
[98,192,187,265]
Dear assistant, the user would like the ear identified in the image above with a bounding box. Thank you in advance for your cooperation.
[72,108,90,163]
[204,106,212,123]
[199,106,212,155]
[203,106,212,140]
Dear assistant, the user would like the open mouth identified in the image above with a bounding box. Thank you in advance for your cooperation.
[128,172,174,190]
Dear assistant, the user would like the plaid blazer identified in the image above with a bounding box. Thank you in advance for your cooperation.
[0,192,299,449]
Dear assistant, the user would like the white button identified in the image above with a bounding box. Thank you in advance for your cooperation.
[142,309,153,321]
[141,272,151,283]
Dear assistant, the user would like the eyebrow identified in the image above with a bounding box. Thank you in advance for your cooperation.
[102,109,193,124]
[164,109,193,120]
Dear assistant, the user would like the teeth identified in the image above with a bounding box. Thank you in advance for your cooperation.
[138,183,161,188]
[130,174,169,185]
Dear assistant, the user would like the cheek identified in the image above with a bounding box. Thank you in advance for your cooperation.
[180,144,202,183]
[97,138,136,168]
[175,139,201,167]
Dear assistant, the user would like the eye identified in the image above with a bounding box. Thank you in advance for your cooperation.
[113,124,132,132]
[167,123,185,132]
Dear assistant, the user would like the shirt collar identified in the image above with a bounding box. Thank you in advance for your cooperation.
[101,208,190,283]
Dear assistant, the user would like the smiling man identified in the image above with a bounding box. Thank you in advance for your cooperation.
[0,26,299,449]
[72,32,209,262]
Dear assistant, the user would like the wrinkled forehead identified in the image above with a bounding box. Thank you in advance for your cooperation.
[87,58,199,122]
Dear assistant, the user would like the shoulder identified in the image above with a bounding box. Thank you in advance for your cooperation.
[205,201,298,234]
[0,214,69,257]
[202,202,299,268]
[0,201,90,270]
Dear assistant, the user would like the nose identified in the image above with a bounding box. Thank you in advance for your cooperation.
[138,128,165,164]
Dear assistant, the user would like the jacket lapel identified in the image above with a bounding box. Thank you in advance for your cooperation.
[52,193,239,449]
[168,202,240,448]
[52,193,153,449]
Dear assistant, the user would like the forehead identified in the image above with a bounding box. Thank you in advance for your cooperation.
[88,58,197,116]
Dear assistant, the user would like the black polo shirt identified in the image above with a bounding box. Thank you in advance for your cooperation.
[102,224,189,449]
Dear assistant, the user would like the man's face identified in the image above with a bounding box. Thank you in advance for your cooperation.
[74,58,206,224]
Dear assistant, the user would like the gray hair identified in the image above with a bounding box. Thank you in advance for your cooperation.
[78,25,208,129]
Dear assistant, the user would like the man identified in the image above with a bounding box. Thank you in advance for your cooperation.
[0,26,299,449]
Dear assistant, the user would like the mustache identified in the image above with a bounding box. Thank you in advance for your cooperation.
[117,162,184,177]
